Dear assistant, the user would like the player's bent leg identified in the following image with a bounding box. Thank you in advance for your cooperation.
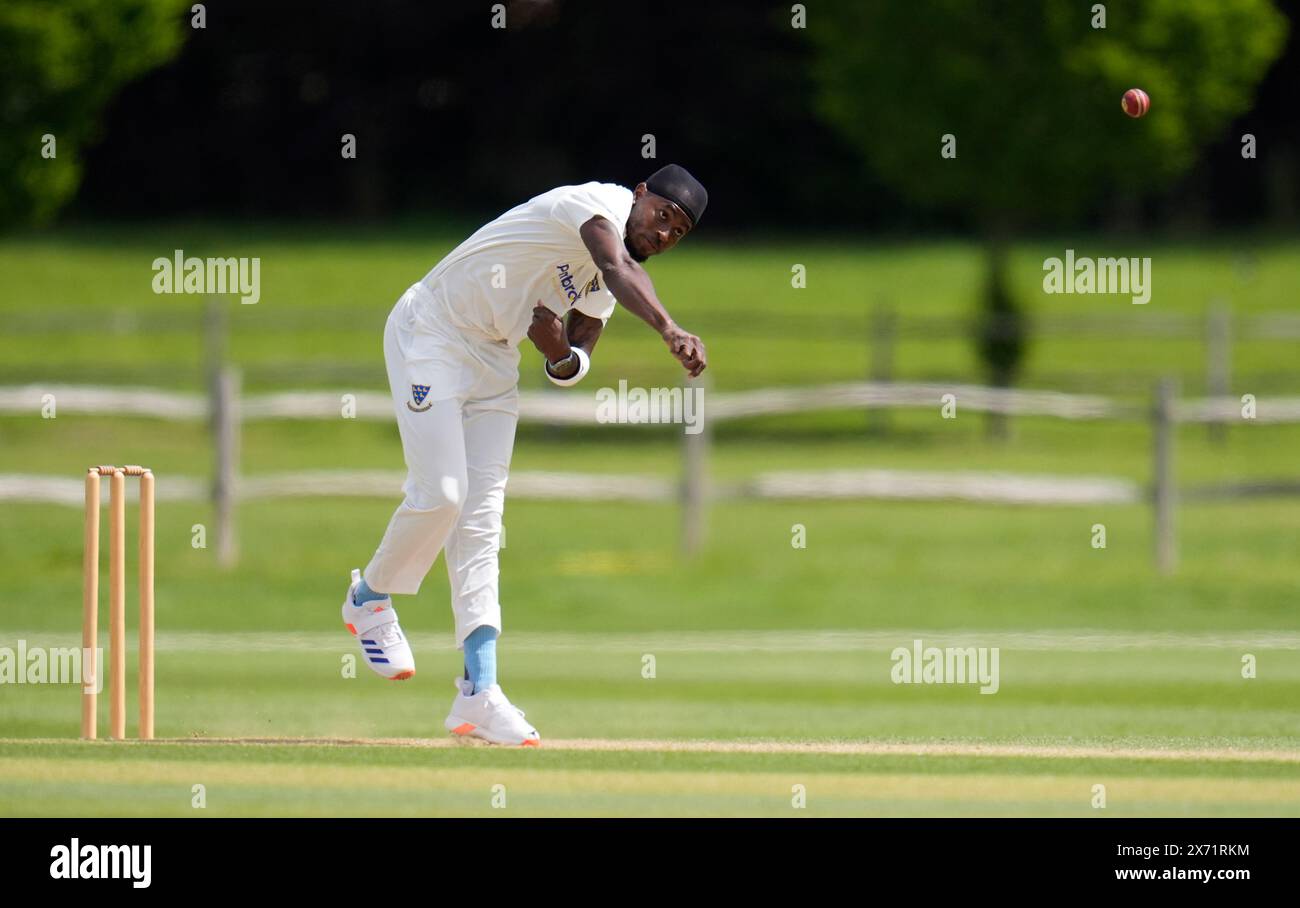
[346,305,470,679]
[348,457,465,679]
[341,568,415,680]
[365,299,474,596]
[364,393,469,595]
[364,472,467,595]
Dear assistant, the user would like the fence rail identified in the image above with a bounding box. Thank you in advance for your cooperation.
[7,305,1300,340]
[0,467,1142,508]
[3,376,1298,573]
[8,298,1300,402]
[14,381,1290,424]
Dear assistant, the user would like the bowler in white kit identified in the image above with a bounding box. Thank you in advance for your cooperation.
[341,164,709,745]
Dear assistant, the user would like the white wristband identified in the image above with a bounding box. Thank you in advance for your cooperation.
[544,346,590,387]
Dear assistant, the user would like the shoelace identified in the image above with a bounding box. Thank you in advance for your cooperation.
[487,689,526,718]
[373,623,404,647]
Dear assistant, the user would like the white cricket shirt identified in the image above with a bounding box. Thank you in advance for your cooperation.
[417,182,634,347]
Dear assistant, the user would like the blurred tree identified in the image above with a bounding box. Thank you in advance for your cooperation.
[0,0,188,229]
[806,0,1287,425]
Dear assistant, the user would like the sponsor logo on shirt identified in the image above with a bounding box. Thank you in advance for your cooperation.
[555,263,600,307]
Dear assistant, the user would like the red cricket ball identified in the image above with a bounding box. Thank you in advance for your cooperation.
[1122,88,1150,118]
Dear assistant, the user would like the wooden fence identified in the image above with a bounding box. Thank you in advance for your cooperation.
[2,377,1297,574]
[6,302,1300,396]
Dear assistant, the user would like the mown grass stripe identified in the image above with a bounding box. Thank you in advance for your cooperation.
[3,756,1298,804]
[5,628,1300,652]
[4,736,1299,763]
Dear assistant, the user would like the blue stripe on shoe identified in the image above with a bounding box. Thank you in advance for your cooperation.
[365,648,384,654]
[360,639,376,645]
[370,657,390,664]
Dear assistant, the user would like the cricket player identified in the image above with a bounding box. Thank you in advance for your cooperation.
[341,164,708,745]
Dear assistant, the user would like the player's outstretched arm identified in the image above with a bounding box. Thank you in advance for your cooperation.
[579,215,706,377]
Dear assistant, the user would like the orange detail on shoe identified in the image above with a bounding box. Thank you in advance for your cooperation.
[345,623,357,635]
[451,723,476,735]
[390,669,415,681]
[520,739,541,747]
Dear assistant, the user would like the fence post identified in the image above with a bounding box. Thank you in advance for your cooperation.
[1205,300,1231,446]
[867,302,896,434]
[205,298,240,568]
[213,366,241,568]
[681,374,710,555]
[1153,376,1178,575]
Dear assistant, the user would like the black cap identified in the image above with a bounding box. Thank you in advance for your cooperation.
[644,164,708,226]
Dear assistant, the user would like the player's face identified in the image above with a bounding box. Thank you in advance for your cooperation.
[624,184,692,262]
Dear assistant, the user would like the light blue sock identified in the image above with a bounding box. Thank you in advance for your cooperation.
[353,578,386,606]
[463,626,499,694]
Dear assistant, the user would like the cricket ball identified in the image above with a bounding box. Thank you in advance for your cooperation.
[1122,88,1150,118]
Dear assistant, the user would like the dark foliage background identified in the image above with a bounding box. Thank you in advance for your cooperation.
[69,0,1300,231]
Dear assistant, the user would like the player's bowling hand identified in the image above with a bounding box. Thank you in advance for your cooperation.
[528,303,570,362]
[662,323,707,377]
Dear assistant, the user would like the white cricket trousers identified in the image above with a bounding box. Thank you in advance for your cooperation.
[363,282,520,649]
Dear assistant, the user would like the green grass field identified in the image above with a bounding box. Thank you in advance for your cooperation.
[1,226,1298,816]
[4,739,1299,817]
[2,224,1299,394]
[3,636,1299,816]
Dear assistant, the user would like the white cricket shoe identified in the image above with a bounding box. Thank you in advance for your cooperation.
[341,569,415,680]
[444,678,540,746]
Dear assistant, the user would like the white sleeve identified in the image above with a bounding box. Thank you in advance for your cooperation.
[550,183,633,235]
[573,286,617,323]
